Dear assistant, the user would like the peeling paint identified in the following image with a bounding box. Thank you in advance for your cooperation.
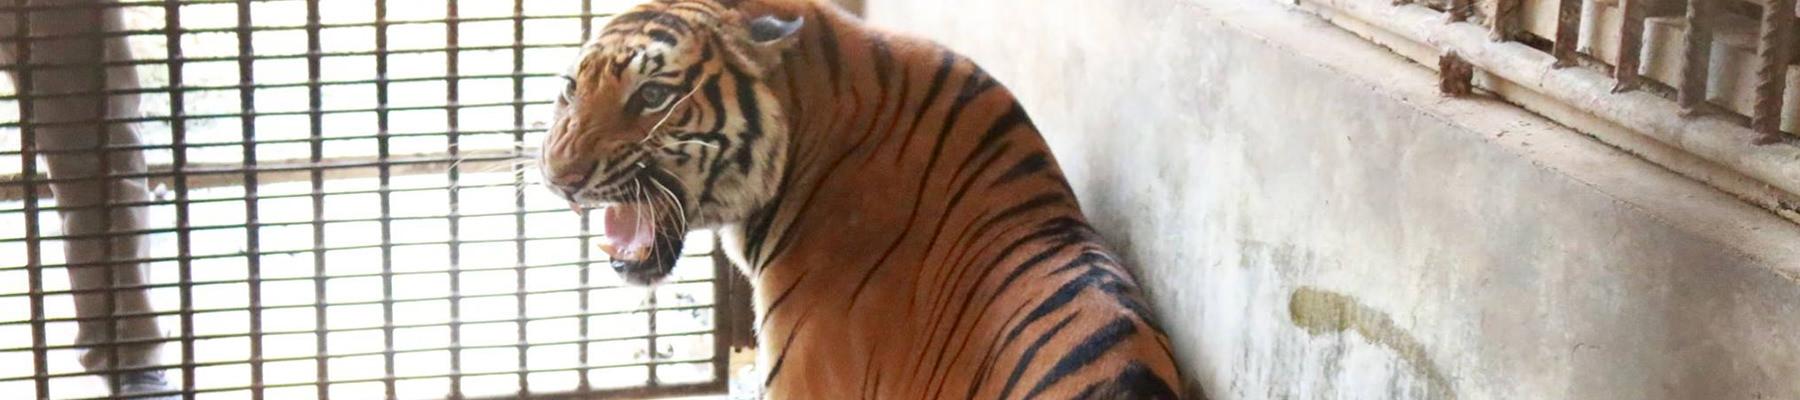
[1289,287,1455,400]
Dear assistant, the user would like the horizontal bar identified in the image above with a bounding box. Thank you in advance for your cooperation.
[0,99,546,129]
[1,153,535,204]
[1,151,523,189]
[1,203,578,244]
[7,357,717,388]
[0,72,560,103]
[0,0,274,13]
[0,13,601,43]
[0,316,715,355]
[63,380,724,400]
[0,132,538,160]
[0,179,536,215]
[8,233,625,270]
[0,266,716,302]
[0,43,581,71]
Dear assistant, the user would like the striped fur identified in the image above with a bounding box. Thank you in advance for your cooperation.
[539,0,1183,398]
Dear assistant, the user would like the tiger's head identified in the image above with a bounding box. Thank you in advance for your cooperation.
[539,0,804,285]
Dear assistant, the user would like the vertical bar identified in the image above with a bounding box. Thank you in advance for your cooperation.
[1446,0,1470,22]
[86,4,123,396]
[1753,0,1795,144]
[576,0,594,393]
[647,289,659,388]
[14,3,50,398]
[511,0,530,396]
[443,0,464,397]
[163,2,206,400]
[709,235,729,387]
[305,0,331,398]
[232,0,265,395]
[1440,51,1475,96]
[1490,0,1522,41]
[1552,0,1582,67]
[1679,0,1714,113]
[1614,0,1647,92]
[373,0,399,399]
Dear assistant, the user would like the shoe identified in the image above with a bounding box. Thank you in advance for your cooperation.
[113,371,181,400]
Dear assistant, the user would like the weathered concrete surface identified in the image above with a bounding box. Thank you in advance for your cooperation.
[862,0,1800,399]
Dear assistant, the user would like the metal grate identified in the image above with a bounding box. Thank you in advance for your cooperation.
[0,1,738,399]
[1486,0,1797,144]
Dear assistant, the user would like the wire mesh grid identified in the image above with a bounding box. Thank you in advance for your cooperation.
[0,1,734,399]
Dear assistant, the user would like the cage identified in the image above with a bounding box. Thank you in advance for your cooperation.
[0,1,750,399]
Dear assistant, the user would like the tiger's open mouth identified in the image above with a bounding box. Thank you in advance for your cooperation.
[571,175,689,286]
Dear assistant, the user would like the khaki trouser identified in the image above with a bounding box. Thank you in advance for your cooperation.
[1,0,164,372]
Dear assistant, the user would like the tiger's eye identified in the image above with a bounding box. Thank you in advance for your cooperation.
[638,84,678,113]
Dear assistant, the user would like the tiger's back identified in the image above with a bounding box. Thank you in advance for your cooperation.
[733,3,1182,399]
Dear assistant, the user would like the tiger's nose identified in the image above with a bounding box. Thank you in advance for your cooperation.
[549,163,597,193]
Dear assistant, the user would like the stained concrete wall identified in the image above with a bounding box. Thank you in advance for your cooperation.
[861,0,1800,399]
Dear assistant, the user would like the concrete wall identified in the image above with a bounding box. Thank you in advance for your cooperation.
[861,1,1800,399]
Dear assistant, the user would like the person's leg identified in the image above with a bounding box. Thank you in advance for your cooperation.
[0,0,170,395]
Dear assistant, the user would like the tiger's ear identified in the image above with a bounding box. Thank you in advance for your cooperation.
[748,15,804,47]
[727,14,804,77]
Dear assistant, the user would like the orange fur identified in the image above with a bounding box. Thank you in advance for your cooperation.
[540,1,1184,398]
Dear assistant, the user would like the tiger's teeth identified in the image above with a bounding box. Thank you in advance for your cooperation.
[598,239,620,259]
[568,201,584,216]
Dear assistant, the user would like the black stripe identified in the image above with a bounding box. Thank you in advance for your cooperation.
[1024,316,1142,399]
[862,343,883,400]
[960,297,1035,399]
[610,11,659,26]
[695,71,730,204]
[859,37,916,168]
[756,132,867,269]
[1092,361,1178,400]
[648,13,693,35]
[762,311,814,388]
[994,311,1081,400]
[845,67,996,310]
[894,51,958,165]
[992,152,1050,188]
[955,103,1028,180]
[732,67,762,174]
[813,5,844,95]
[756,265,812,332]
[1001,266,1111,349]
[591,152,644,190]
[990,220,1098,298]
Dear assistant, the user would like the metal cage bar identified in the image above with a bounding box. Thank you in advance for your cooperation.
[2,1,738,399]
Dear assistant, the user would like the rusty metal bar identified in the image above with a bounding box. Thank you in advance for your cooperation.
[1490,0,1522,40]
[13,1,50,398]
[233,0,268,391]
[1552,0,1582,67]
[1446,0,1470,22]
[1679,0,1714,113]
[1752,0,1795,144]
[511,0,532,396]
[1440,51,1476,95]
[444,1,465,395]
[168,1,200,399]
[1614,0,1648,91]
[303,0,332,398]
[373,0,400,398]
[576,0,596,390]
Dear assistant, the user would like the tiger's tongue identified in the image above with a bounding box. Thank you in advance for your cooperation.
[599,204,656,260]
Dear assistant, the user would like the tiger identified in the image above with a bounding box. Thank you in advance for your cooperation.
[537,0,1185,398]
